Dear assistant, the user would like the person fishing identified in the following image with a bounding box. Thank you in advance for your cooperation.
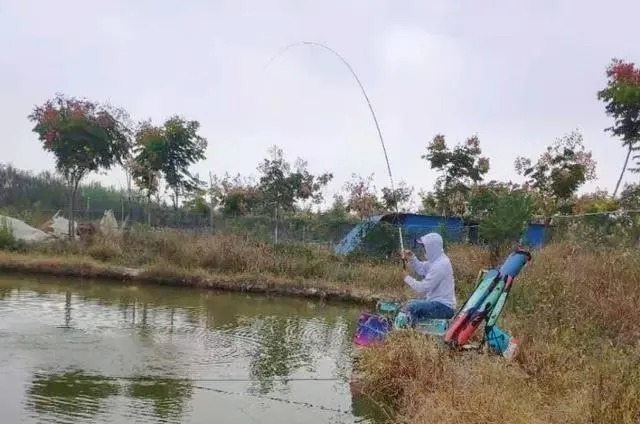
[396,232,457,328]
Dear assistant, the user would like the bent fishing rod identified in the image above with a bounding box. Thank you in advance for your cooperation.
[264,41,407,268]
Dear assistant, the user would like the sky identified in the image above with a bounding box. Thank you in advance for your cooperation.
[1,0,638,210]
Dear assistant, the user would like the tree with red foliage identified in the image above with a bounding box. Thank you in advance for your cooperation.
[343,173,383,218]
[597,58,640,196]
[28,93,132,238]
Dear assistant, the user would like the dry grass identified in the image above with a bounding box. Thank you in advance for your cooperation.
[0,250,132,279]
[0,228,489,303]
[357,243,640,424]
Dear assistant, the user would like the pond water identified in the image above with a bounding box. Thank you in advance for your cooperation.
[0,275,383,423]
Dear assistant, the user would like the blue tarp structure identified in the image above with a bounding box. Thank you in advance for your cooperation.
[334,213,547,256]
[334,215,384,256]
[523,223,546,248]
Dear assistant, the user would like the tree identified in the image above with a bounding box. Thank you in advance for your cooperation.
[572,190,619,214]
[417,190,439,215]
[122,157,136,221]
[381,181,413,212]
[290,158,333,209]
[130,116,207,218]
[256,146,333,242]
[597,58,640,196]
[131,120,165,224]
[421,134,490,216]
[468,184,534,265]
[467,180,522,219]
[326,194,349,219]
[257,146,294,216]
[619,183,640,210]
[216,173,263,217]
[343,173,383,218]
[161,115,208,209]
[515,130,596,216]
[257,146,333,214]
[182,193,210,215]
[28,93,131,238]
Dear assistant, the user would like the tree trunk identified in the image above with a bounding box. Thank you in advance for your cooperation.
[69,181,80,240]
[613,145,633,197]
[147,192,152,226]
[173,189,179,226]
[67,190,74,240]
[209,172,215,230]
[126,168,132,224]
[274,203,279,244]
[173,189,179,210]
[67,182,75,240]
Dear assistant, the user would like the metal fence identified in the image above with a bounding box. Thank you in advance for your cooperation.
[5,203,640,250]
[28,208,358,246]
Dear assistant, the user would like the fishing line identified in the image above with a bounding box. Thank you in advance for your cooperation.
[132,376,341,383]
[191,384,353,415]
[31,373,352,416]
[32,374,343,383]
[263,41,406,267]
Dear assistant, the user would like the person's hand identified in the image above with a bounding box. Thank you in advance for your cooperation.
[402,249,414,260]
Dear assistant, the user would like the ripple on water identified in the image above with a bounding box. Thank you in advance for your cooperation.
[122,378,194,424]
[185,326,257,368]
[24,371,120,424]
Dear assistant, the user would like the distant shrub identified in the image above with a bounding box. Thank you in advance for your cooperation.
[0,217,17,250]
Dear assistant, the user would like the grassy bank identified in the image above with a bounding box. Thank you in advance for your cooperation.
[356,243,640,424]
[0,228,488,303]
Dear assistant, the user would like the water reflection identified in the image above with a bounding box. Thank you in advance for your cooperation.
[64,291,71,328]
[125,377,193,422]
[248,316,310,394]
[0,275,377,423]
[25,370,194,424]
[26,370,121,422]
[0,287,12,299]
[351,392,390,424]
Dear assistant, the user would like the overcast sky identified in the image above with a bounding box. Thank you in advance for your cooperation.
[1,0,638,209]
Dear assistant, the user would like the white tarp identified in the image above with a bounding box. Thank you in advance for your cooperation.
[0,214,51,242]
[41,210,77,238]
[1,210,121,243]
[100,209,121,239]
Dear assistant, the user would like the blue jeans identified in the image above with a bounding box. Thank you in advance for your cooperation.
[401,300,455,324]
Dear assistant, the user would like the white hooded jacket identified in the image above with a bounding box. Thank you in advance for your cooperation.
[403,232,457,310]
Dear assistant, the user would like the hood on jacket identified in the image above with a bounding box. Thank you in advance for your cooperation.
[417,232,444,262]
